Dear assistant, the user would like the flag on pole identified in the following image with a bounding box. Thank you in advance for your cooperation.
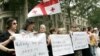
[28,0,61,17]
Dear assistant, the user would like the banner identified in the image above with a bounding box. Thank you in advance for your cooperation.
[71,32,89,50]
[14,33,49,56]
[50,34,74,56]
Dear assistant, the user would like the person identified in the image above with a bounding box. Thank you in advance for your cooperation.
[57,28,66,34]
[82,27,92,56]
[82,27,87,32]
[38,24,48,39]
[93,28,99,45]
[94,28,99,36]
[0,17,17,56]
[20,18,35,34]
[70,26,82,56]
[47,28,57,56]
[39,24,46,33]
[90,29,98,56]
[57,27,74,56]
[87,27,94,56]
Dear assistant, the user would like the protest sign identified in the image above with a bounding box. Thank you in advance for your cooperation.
[50,34,74,56]
[71,32,89,50]
[14,33,49,56]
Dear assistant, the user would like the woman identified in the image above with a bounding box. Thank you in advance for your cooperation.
[58,28,75,56]
[69,26,82,56]
[47,28,57,56]
[0,17,17,56]
[39,24,46,33]
[90,29,98,56]
[82,27,92,56]
[20,18,35,34]
[86,27,94,56]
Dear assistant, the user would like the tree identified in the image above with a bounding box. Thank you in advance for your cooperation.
[88,7,100,28]
[61,0,100,28]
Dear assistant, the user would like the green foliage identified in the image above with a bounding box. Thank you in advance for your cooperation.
[88,7,100,28]
[62,0,100,27]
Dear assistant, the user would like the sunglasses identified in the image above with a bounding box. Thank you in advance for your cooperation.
[12,22,17,25]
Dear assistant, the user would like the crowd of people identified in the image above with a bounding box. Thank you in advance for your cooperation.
[0,17,100,56]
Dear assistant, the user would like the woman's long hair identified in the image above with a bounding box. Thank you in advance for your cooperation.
[6,17,16,30]
[22,18,35,30]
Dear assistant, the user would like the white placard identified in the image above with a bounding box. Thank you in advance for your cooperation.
[14,33,49,56]
[50,34,74,56]
[71,32,89,50]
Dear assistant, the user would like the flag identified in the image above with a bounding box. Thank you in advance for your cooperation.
[28,3,46,17]
[28,0,61,17]
[43,0,49,2]
[45,3,61,15]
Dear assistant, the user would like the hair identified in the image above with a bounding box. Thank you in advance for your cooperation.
[57,28,66,34]
[75,27,80,31]
[39,24,46,33]
[49,28,56,34]
[87,27,92,31]
[71,25,77,28]
[91,30,95,33]
[6,17,16,29]
[40,24,46,28]
[82,27,87,31]
[22,18,35,30]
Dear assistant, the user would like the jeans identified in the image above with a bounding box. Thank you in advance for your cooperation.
[90,46,96,56]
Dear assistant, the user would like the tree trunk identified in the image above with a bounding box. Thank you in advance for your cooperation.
[24,0,28,19]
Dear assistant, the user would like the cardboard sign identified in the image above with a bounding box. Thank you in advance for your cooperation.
[14,33,49,56]
[71,32,89,50]
[50,34,74,56]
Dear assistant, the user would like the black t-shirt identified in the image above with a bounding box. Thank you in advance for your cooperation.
[0,31,14,56]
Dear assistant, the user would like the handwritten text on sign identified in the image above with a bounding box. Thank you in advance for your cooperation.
[14,33,49,56]
[71,32,89,50]
[50,34,74,56]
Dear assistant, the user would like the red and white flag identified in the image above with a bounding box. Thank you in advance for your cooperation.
[45,3,61,15]
[28,0,61,17]
[28,3,45,17]
[43,0,49,2]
